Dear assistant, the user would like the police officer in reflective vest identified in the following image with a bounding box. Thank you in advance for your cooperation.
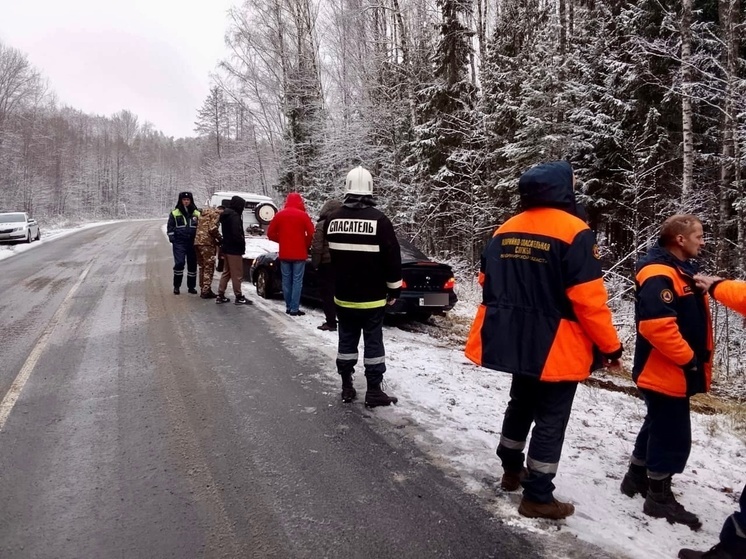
[326,166,402,407]
[465,160,623,520]
[166,191,200,295]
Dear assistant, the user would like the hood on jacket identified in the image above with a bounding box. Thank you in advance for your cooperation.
[636,241,699,277]
[228,195,246,214]
[175,191,197,215]
[519,160,577,214]
[282,192,307,212]
[318,199,343,221]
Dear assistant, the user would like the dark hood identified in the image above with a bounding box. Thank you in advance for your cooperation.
[519,160,577,214]
[637,241,699,277]
[175,191,197,215]
[283,192,306,212]
[228,195,246,214]
[343,193,376,209]
[318,199,343,221]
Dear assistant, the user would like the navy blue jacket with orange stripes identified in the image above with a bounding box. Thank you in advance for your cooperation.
[632,244,712,397]
[465,161,622,382]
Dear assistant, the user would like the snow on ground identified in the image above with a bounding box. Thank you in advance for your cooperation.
[36,223,738,558]
[243,277,745,559]
[0,220,117,263]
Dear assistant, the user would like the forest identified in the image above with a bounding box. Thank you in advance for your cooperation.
[1,0,745,386]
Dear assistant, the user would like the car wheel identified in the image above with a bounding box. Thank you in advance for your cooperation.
[256,269,271,299]
[35,229,41,241]
[25,231,31,243]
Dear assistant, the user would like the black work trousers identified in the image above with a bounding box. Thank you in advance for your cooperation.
[496,375,578,503]
[631,389,691,475]
[317,264,337,326]
[335,305,386,386]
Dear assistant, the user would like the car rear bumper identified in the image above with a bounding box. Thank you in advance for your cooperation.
[387,291,457,314]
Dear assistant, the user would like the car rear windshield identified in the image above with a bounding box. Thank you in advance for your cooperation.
[0,213,25,223]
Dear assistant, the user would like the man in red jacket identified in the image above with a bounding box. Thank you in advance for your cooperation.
[267,192,315,316]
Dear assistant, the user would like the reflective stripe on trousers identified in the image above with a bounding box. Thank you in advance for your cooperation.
[335,305,386,384]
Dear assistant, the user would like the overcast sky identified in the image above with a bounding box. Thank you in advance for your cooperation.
[0,0,236,138]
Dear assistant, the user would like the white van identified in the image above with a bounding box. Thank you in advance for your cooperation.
[208,191,278,234]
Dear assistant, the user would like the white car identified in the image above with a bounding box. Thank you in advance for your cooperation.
[0,212,40,243]
[208,191,277,235]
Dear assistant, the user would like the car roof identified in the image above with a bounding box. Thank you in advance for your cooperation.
[211,191,275,204]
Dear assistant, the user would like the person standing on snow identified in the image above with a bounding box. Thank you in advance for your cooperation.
[266,192,315,316]
[464,160,623,520]
[620,214,711,531]
[310,198,343,331]
[216,196,252,306]
[194,205,224,299]
[326,166,402,407]
[677,274,746,559]
[167,191,201,295]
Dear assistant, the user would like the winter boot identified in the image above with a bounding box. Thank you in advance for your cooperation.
[216,294,230,304]
[643,476,702,530]
[518,497,575,520]
[364,383,398,408]
[234,295,253,305]
[678,543,738,559]
[188,287,198,294]
[341,374,357,403]
[173,287,180,295]
[501,467,528,492]
[318,322,337,331]
[620,463,649,498]
[201,290,218,299]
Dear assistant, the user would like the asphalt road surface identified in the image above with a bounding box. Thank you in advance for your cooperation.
[0,221,620,559]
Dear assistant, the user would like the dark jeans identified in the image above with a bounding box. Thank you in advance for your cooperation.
[173,241,197,289]
[335,305,386,385]
[496,376,578,503]
[317,264,336,325]
[631,389,691,475]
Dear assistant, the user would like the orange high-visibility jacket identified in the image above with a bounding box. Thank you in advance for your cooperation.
[632,245,712,397]
[465,161,621,382]
[711,280,746,315]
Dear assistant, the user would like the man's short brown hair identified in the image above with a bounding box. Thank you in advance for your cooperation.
[659,214,701,247]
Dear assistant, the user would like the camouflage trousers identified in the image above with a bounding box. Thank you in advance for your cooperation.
[195,245,217,295]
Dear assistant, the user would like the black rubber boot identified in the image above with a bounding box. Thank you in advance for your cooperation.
[643,476,701,531]
[678,543,739,558]
[364,383,398,408]
[620,463,648,498]
[341,374,356,403]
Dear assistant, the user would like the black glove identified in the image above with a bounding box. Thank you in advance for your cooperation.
[602,344,623,362]
[682,356,705,396]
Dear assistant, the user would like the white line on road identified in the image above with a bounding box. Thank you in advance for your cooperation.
[0,261,95,431]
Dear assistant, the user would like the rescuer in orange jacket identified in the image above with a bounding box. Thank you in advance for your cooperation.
[620,214,712,531]
[465,160,622,520]
[677,275,746,559]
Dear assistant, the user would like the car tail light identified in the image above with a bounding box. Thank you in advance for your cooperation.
[443,277,456,290]
[401,279,408,289]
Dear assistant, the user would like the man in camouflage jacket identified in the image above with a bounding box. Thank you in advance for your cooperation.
[194,205,223,298]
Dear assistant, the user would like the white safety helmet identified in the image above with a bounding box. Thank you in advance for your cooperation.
[345,166,373,195]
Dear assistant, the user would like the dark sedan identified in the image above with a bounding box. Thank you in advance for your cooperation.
[250,237,457,317]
